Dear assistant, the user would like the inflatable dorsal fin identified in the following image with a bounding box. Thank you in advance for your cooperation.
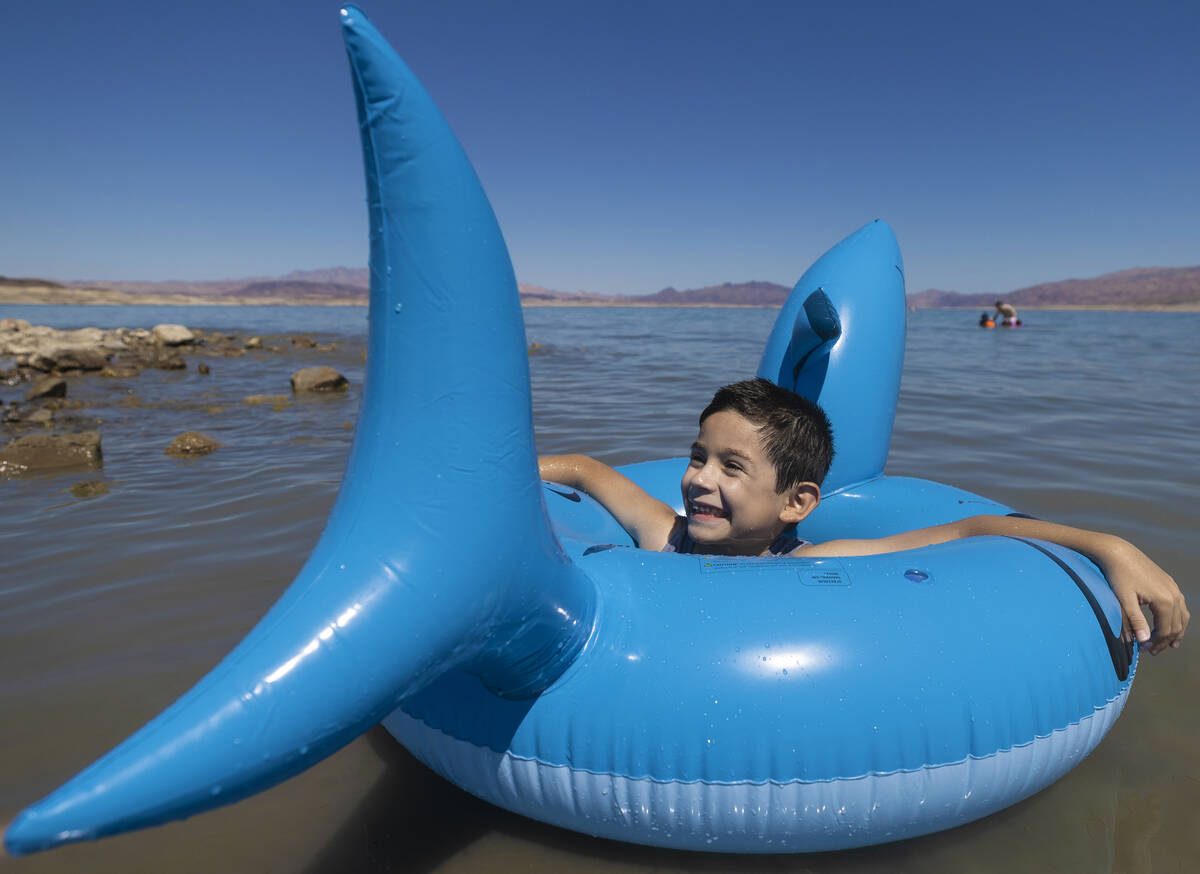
[4,6,593,856]
[758,220,906,492]
[784,287,842,392]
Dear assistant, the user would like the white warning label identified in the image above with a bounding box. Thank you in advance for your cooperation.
[796,563,851,587]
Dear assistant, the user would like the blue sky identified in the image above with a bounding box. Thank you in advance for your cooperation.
[2,0,1196,296]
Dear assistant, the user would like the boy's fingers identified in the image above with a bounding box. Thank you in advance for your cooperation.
[1120,594,1152,644]
[1145,595,1187,654]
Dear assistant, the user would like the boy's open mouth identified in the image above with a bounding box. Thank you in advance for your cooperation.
[688,500,727,519]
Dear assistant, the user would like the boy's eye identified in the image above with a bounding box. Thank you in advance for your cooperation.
[724,462,743,473]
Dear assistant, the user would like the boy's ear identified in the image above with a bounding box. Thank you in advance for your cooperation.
[779,482,820,525]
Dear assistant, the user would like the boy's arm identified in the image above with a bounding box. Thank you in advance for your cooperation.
[538,454,679,551]
[800,515,1188,655]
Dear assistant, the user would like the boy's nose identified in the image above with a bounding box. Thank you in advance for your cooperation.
[693,462,716,488]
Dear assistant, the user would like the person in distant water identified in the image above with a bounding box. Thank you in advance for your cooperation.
[979,312,995,328]
[993,300,1021,326]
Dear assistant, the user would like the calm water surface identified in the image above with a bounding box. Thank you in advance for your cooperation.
[1,305,1196,873]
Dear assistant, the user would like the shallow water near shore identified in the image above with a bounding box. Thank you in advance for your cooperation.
[1,304,1197,873]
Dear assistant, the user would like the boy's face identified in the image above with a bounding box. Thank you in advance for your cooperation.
[680,409,800,556]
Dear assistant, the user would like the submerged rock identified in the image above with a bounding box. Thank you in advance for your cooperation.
[25,376,67,401]
[145,352,186,370]
[0,432,102,475]
[69,478,110,499]
[164,431,222,458]
[290,366,348,393]
[101,365,141,379]
[1,366,34,386]
[244,394,292,409]
[244,336,263,350]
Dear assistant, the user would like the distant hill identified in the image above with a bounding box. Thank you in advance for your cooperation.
[908,266,1200,309]
[0,276,67,289]
[280,267,369,287]
[630,281,791,307]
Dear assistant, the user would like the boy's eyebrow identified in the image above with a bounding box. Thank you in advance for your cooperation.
[692,441,754,463]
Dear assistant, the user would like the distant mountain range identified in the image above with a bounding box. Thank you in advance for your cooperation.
[907,266,1200,309]
[270,271,798,307]
[2,264,1197,309]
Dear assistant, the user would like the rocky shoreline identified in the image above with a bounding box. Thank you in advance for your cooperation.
[0,318,351,476]
[1,319,547,478]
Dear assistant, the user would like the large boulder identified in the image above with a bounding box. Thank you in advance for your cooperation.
[290,366,348,393]
[2,325,125,374]
[0,432,102,474]
[29,347,109,372]
[152,324,196,346]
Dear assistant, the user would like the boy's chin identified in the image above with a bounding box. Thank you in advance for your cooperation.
[686,517,726,537]
[687,519,780,557]
[686,519,741,553]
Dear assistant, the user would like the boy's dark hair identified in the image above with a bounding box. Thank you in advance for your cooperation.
[700,378,834,491]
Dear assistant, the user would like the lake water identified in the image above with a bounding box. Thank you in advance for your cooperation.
[1,304,1196,873]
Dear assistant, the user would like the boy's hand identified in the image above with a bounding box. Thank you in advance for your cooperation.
[1105,540,1189,656]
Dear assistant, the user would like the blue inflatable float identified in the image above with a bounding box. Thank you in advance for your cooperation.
[5,5,1135,856]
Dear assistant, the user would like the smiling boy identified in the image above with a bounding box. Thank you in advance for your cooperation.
[538,378,1189,654]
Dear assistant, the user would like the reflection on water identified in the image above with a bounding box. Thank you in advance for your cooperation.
[1,305,1196,872]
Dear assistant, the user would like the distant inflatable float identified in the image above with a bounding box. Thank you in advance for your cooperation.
[5,5,1135,856]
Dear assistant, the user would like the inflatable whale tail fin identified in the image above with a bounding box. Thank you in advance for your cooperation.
[4,6,593,856]
[757,220,905,492]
